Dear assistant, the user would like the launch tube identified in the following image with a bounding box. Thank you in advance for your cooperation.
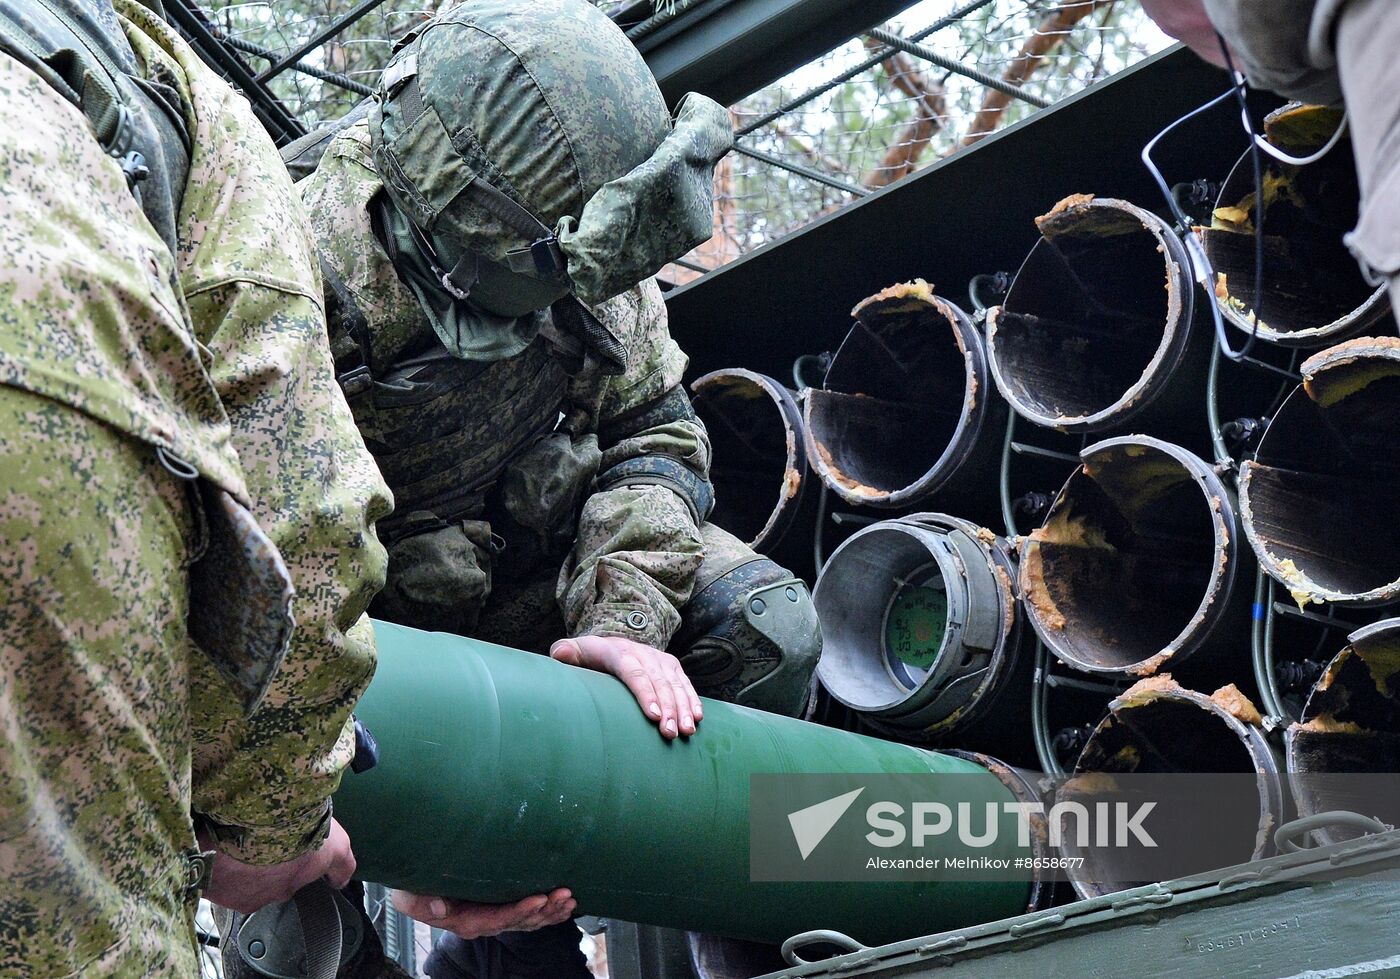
[1240,337,1400,607]
[690,368,809,554]
[813,514,1031,757]
[803,281,1004,517]
[334,621,1039,947]
[1199,104,1391,348]
[1287,618,1400,846]
[1069,679,1284,899]
[986,196,1204,435]
[1020,435,1250,678]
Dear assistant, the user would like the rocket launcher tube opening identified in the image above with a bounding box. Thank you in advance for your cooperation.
[691,368,807,553]
[803,283,991,508]
[1020,436,1240,676]
[1240,339,1400,607]
[1068,683,1283,899]
[1287,618,1400,845]
[814,515,1019,737]
[986,198,1194,433]
[1200,105,1390,347]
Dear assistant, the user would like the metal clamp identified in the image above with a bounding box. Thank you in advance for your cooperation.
[781,929,867,967]
[1274,811,1392,853]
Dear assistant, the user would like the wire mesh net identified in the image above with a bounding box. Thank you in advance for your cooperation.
[193,0,1169,280]
[676,0,1171,280]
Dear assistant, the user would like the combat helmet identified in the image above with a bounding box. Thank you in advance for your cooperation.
[369,0,732,372]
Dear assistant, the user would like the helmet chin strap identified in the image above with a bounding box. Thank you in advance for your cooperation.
[406,218,479,301]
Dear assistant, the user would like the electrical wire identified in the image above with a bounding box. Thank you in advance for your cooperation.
[1219,37,1266,362]
[1141,86,1258,361]
[1247,110,1349,166]
[1141,54,1271,364]
[812,483,829,574]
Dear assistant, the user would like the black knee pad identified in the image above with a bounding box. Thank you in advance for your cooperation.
[672,557,823,717]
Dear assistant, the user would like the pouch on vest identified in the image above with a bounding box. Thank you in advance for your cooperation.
[370,514,497,635]
[184,479,296,716]
[495,431,601,574]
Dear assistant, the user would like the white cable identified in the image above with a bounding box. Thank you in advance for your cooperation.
[1233,72,1350,166]
[1252,117,1348,165]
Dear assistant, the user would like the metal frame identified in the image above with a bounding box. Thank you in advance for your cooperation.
[165,0,307,143]
[630,0,928,107]
[254,0,390,84]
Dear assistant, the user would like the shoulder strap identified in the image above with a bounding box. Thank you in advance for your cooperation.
[0,0,151,189]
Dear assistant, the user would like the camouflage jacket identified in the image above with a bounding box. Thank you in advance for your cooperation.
[300,121,711,649]
[0,0,391,863]
[1202,0,1345,105]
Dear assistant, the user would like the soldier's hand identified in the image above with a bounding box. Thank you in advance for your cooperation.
[201,817,357,914]
[550,635,703,739]
[392,888,576,939]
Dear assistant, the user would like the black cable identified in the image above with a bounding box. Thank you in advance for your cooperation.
[1218,35,1266,363]
[1140,85,1260,362]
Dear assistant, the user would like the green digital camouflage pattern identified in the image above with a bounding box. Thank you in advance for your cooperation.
[369,0,732,305]
[370,0,669,262]
[0,2,390,971]
[0,386,204,977]
[300,123,711,652]
[555,91,734,306]
[126,0,392,866]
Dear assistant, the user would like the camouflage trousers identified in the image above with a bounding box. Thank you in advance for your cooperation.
[0,387,204,976]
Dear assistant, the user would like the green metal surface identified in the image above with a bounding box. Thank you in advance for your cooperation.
[632,0,923,108]
[334,620,1033,947]
[758,830,1400,978]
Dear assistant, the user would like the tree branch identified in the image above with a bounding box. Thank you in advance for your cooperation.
[862,40,947,188]
[957,0,1109,149]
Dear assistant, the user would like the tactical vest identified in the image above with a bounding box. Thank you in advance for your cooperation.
[0,0,188,255]
[342,324,577,543]
[324,233,614,578]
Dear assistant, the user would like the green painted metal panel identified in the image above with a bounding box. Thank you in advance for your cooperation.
[634,0,924,108]
[758,831,1400,977]
[334,620,1034,947]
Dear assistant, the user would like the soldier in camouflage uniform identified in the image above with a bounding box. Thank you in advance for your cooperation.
[0,0,393,973]
[284,1,824,976]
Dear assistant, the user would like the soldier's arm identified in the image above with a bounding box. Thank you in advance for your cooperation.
[558,277,711,653]
[177,71,392,865]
